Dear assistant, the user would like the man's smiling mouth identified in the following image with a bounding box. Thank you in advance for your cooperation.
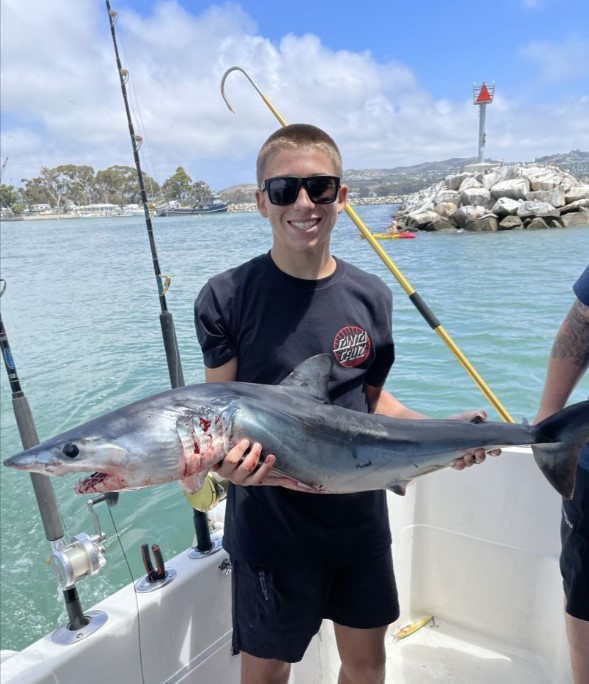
[289,219,319,230]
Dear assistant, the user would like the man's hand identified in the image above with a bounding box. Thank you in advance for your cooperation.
[447,409,502,470]
[212,440,305,490]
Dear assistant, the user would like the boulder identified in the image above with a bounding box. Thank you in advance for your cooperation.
[516,200,559,219]
[564,185,589,203]
[480,171,502,190]
[560,210,589,228]
[492,197,521,218]
[427,217,457,232]
[525,188,565,208]
[459,177,483,191]
[544,216,564,228]
[560,199,589,214]
[468,216,498,232]
[490,178,530,201]
[434,202,458,219]
[452,205,487,228]
[405,210,441,230]
[433,190,461,206]
[498,215,523,230]
[445,173,472,191]
[460,187,492,209]
[520,167,561,191]
[525,217,550,230]
[497,165,521,181]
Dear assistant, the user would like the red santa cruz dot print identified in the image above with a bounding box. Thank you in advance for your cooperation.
[333,326,371,367]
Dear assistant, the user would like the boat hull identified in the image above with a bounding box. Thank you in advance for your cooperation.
[157,204,228,216]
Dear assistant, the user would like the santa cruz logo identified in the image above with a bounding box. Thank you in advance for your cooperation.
[333,326,371,367]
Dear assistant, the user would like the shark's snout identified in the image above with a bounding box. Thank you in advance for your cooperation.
[4,447,65,474]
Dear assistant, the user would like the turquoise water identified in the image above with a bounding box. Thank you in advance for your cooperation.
[0,207,588,651]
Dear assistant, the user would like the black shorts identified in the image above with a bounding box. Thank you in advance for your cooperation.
[230,549,399,663]
[560,464,589,620]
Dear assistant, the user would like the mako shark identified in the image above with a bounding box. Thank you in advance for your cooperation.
[4,355,588,499]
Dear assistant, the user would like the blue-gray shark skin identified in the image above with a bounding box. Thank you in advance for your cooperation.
[4,355,588,499]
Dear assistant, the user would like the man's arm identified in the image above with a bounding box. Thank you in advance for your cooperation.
[204,357,238,383]
[535,298,589,423]
[365,385,500,468]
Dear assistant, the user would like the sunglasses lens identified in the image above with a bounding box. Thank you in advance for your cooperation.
[267,178,299,205]
[306,177,339,204]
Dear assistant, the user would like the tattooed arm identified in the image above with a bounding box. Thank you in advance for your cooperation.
[535,297,589,423]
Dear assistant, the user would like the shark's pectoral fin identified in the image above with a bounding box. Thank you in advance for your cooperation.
[531,442,577,499]
[266,466,323,493]
[389,481,412,496]
[180,470,208,495]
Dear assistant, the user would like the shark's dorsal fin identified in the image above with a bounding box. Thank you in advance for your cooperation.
[279,354,333,403]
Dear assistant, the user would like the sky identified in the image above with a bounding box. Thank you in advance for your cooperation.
[1,0,588,191]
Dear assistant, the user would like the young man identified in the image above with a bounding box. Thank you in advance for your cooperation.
[195,124,496,684]
[535,264,589,684]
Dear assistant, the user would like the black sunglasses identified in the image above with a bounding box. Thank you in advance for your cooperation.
[260,176,341,206]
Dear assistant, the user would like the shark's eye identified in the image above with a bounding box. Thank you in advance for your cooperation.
[63,443,80,459]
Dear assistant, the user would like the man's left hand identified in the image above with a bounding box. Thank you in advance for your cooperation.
[447,409,502,470]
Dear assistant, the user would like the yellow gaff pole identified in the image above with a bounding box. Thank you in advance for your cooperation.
[221,67,514,423]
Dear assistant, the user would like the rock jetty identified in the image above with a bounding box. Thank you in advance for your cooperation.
[394,163,589,232]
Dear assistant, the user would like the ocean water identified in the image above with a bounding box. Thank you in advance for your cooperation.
[0,206,587,652]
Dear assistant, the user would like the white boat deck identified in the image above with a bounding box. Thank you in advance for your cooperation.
[1,446,573,684]
[294,617,561,684]
[384,622,552,684]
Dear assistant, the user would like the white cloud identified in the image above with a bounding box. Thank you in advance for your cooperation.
[520,36,589,83]
[1,0,587,190]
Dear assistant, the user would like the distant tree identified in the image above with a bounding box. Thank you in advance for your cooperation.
[38,167,72,211]
[162,167,193,203]
[56,164,96,206]
[21,165,99,211]
[95,165,160,205]
[0,184,19,209]
[192,180,213,202]
[22,175,54,207]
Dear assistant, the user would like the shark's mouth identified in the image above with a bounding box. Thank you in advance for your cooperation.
[75,472,109,494]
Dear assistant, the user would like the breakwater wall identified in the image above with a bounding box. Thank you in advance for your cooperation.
[394,163,589,232]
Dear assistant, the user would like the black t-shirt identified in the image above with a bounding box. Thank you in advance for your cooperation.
[194,252,395,567]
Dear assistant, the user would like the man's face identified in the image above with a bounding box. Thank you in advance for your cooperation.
[256,148,347,258]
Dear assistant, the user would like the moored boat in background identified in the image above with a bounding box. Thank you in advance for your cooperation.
[156,195,228,216]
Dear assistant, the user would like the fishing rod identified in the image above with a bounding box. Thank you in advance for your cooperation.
[106,3,224,555]
[0,280,107,638]
[106,1,184,389]
[220,66,514,423]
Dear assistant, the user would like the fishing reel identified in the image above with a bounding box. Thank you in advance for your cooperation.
[49,493,117,589]
[184,473,229,559]
[184,472,229,513]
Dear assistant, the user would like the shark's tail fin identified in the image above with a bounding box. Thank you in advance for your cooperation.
[531,399,589,500]
[531,443,577,499]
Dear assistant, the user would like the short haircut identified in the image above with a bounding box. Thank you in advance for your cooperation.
[256,124,343,187]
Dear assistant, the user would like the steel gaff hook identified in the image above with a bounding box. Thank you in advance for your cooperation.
[220,66,514,423]
[221,66,288,127]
